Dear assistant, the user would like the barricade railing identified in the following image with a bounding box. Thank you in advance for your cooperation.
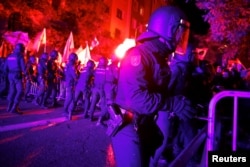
[205,90,250,166]
[29,82,38,95]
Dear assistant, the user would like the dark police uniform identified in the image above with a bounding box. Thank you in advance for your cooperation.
[113,41,170,167]
[43,50,60,107]
[111,5,194,167]
[64,60,78,120]
[74,64,94,117]
[33,53,48,107]
[4,44,26,114]
[88,59,107,121]
[96,61,119,126]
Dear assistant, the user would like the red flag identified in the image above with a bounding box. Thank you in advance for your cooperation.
[32,28,46,52]
[62,32,74,63]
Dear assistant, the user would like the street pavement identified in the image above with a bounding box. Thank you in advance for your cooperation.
[0,98,116,167]
[0,98,91,132]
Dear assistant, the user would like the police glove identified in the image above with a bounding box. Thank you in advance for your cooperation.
[168,95,197,121]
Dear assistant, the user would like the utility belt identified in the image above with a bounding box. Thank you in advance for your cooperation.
[9,71,23,80]
[106,104,137,137]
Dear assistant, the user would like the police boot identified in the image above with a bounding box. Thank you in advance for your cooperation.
[90,114,95,122]
[10,103,22,115]
[68,110,72,120]
[96,117,102,126]
[39,96,48,109]
[6,102,13,112]
[83,110,89,118]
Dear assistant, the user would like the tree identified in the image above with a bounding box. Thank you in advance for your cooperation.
[0,0,118,59]
[163,0,250,67]
[195,0,250,67]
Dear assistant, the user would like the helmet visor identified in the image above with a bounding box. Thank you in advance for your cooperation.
[175,19,190,55]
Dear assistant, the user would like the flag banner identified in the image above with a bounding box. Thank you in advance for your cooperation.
[2,31,29,46]
[77,42,91,65]
[90,36,99,50]
[62,32,74,63]
[32,28,46,52]
[76,45,83,55]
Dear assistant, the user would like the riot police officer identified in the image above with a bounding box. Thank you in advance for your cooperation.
[111,6,194,167]
[96,55,119,126]
[64,53,79,120]
[33,52,48,108]
[4,43,26,114]
[44,50,60,107]
[88,57,107,121]
[74,59,95,118]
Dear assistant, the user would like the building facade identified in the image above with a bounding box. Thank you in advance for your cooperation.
[104,0,165,40]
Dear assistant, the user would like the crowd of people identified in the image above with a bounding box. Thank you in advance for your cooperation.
[1,5,250,167]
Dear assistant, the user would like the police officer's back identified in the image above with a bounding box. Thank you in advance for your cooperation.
[33,52,49,107]
[88,57,107,121]
[44,50,60,107]
[4,43,26,114]
[64,53,79,120]
[75,60,95,117]
[96,56,119,126]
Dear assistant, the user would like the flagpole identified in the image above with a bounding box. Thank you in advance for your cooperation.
[44,28,46,52]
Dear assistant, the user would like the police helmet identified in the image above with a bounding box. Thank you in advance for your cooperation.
[14,43,25,54]
[50,50,59,60]
[98,57,108,67]
[68,53,78,63]
[41,52,49,61]
[86,60,95,69]
[137,6,190,54]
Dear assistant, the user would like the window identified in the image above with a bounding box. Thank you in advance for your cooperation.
[116,8,123,20]
[105,5,110,13]
[115,28,121,38]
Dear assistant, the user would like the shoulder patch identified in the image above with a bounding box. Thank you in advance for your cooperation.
[130,55,141,66]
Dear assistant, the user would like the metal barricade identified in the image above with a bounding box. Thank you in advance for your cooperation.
[29,81,38,96]
[205,90,250,167]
